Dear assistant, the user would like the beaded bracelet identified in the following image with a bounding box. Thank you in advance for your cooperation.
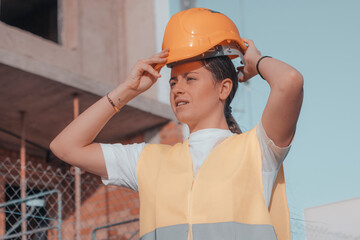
[106,93,120,113]
[256,56,272,80]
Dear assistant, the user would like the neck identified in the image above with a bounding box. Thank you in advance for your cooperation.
[188,116,229,133]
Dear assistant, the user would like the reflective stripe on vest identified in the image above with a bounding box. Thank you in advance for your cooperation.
[137,126,290,240]
[140,222,277,240]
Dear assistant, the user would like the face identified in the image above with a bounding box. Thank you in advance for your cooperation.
[169,61,224,129]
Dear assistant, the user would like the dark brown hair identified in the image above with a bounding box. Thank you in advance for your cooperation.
[200,56,242,134]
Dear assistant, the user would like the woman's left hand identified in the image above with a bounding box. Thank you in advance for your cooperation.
[237,38,262,82]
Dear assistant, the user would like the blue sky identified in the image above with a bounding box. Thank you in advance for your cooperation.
[170,0,360,222]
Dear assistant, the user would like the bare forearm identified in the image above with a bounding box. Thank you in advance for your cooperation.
[257,57,303,146]
[50,83,137,158]
[49,49,167,175]
[257,57,303,91]
[238,38,304,147]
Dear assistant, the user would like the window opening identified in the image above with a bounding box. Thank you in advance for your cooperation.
[0,0,59,43]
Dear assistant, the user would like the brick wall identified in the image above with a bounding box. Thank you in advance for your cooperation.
[0,120,184,239]
[159,121,184,145]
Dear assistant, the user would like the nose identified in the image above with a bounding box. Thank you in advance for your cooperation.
[172,79,186,95]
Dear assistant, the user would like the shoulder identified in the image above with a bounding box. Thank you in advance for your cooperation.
[256,119,292,171]
[256,118,292,151]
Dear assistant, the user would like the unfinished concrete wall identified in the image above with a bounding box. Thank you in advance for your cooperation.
[0,0,158,100]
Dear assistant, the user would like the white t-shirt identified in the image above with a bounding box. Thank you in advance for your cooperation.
[100,120,292,208]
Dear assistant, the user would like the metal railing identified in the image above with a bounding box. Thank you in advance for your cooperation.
[0,190,62,240]
[0,156,140,239]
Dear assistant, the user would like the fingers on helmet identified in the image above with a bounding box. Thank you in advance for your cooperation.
[241,38,254,47]
[138,61,161,78]
[143,57,167,65]
[152,48,169,58]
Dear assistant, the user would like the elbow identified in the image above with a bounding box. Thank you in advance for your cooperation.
[294,70,304,85]
[49,138,58,155]
[288,69,304,91]
[275,70,304,93]
[49,139,67,161]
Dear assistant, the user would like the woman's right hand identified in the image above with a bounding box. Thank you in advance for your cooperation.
[124,48,169,95]
[50,49,169,178]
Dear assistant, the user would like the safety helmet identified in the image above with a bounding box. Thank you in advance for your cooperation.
[155,8,247,70]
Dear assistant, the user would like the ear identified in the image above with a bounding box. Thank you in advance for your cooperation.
[218,78,233,101]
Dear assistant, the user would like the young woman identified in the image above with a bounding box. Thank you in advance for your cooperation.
[50,8,303,240]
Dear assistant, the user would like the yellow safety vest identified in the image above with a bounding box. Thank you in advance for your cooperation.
[137,126,290,240]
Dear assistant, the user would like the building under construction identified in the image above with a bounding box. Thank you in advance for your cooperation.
[0,0,181,239]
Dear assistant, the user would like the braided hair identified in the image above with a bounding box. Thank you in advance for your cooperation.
[200,56,242,134]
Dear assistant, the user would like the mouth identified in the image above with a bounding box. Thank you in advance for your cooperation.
[175,100,189,108]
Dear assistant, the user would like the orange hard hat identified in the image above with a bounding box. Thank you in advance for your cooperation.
[155,8,247,70]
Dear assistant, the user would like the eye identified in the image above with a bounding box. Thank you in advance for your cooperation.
[169,81,176,87]
[187,77,196,81]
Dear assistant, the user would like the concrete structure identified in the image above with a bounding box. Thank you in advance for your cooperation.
[0,0,184,238]
[0,0,177,158]
[304,197,360,239]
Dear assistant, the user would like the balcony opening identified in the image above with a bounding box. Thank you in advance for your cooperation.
[0,0,59,43]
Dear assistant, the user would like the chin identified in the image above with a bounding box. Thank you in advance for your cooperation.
[174,112,196,126]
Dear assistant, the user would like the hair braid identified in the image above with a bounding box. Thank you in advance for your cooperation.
[201,56,242,134]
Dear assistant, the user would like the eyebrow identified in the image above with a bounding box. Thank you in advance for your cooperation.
[169,72,199,82]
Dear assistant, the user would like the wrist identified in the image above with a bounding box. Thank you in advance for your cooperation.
[256,56,272,80]
[248,54,263,74]
[109,83,137,109]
